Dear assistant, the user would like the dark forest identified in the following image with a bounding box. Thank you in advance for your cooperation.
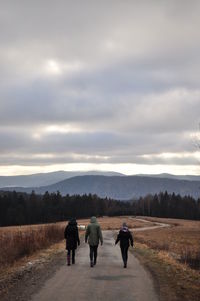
[0,190,200,227]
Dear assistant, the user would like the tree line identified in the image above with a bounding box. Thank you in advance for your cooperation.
[132,191,200,220]
[0,190,200,226]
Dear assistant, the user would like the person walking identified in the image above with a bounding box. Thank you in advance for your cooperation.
[85,216,103,267]
[115,222,133,268]
[64,218,80,266]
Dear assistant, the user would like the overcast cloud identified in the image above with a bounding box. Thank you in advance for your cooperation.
[0,0,200,175]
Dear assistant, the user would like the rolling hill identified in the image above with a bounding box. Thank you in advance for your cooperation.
[2,175,200,200]
[0,170,124,188]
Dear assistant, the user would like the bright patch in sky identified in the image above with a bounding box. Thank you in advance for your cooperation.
[141,152,200,160]
[44,124,85,134]
[0,163,200,176]
[45,59,61,75]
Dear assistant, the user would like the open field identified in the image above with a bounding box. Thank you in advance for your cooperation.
[1,216,199,271]
[75,216,156,230]
[132,216,200,301]
[0,223,65,272]
[0,216,199,301]
[134,216,200,268]
[0,216,151,271]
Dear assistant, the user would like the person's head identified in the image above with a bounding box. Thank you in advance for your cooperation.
[121,222,128,232]
[69,218,77,226]
[90,216,97,223]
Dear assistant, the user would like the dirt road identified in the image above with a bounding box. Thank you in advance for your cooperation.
[130,217,170,232]
[31,231,158,301]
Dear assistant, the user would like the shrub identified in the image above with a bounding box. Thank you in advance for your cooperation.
[0,224,65,269]
[180,247,200,270]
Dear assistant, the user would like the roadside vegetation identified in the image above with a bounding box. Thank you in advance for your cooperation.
[0,216,199,300]
[0,223,65,271]
[134,217,200,269]
[133,217,200,301]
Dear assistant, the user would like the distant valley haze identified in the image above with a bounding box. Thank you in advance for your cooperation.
[0,170,124,188]
[1,170,200,188]
[1,171,200,200]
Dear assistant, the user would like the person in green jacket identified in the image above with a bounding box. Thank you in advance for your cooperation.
[85,216,103,267]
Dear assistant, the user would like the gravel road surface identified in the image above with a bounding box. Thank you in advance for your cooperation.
[31,230,158,301]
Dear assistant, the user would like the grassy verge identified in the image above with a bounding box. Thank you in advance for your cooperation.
[0,223,65,271]
[133,243,200,301]
[132,217,200,301]
[134,217,200,270]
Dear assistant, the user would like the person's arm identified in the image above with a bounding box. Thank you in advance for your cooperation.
[85,225,90,243]
[129,231,134,246]
[98,226,103,245]
[115,232,120,245]
[64,226,67,239]
[76,227,80,246]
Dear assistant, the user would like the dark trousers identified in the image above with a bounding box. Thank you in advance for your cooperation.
[89,245,98,263]
[67,249,75,263]
[120,246,129,264]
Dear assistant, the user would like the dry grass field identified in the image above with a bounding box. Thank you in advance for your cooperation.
[1,216,199,271]
[0,216,199,300]
[0,223,66,271]
[132,217,200,301]
[0,216,152,271]
[134,217,200,268]
[77,216,155,230]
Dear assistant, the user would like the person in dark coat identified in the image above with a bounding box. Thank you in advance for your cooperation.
[64,218,80,266]
[115,222,133,268]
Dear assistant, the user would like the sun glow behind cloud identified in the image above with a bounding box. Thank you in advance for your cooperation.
[44,124,85,134]
[45,59,62,75]
[44,59,85,77]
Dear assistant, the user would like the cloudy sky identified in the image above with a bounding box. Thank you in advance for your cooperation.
[0,0,200,176]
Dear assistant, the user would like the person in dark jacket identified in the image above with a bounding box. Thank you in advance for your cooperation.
[115,222,133,268]
[64,218,80,266]
[85,216,103,267]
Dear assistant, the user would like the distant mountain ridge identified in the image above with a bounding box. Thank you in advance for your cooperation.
[2,175,200,200]
[0,170,124,188]
[138,173,200,181]
[1,171,200,189]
